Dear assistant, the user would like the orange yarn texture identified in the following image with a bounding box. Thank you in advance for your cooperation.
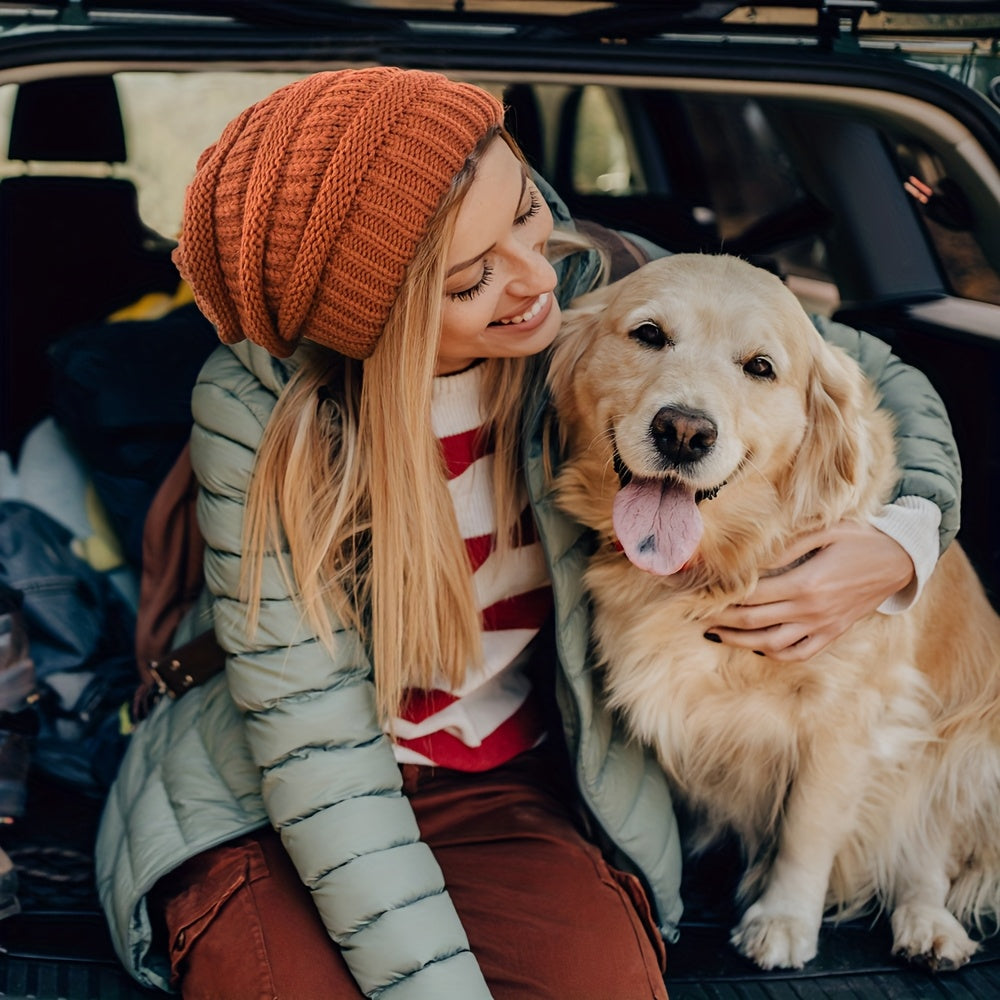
[173,68,504,359]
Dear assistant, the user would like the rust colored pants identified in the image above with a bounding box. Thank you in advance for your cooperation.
[152,749,669,999]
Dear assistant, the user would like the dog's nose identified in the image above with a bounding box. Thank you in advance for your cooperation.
[650,406,717,464]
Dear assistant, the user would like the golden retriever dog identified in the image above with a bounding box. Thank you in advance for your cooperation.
[547,253,1000,972]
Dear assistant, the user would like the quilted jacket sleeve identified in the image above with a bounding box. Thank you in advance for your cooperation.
[189,346,492,1000]
[812,315,961,554]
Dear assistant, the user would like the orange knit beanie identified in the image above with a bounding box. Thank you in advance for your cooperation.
[173,68,505,359]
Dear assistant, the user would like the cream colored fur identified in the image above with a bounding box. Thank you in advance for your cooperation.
[549,253,1000,971]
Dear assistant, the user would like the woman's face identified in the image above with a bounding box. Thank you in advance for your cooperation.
[437,137,559,375]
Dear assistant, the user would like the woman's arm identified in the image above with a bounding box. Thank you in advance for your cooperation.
[707,520,918,659]
[811,314,961,553]
[710,316,961,659]
[190,346,492,1000]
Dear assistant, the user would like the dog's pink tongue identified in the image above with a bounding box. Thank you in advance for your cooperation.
[612,478,703,575]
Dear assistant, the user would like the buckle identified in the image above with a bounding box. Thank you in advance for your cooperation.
[147,656,195,699]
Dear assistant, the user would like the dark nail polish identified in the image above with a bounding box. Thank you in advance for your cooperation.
[703,632,721,643]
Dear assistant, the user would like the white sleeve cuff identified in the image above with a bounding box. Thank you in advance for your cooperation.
[867,496,942,614]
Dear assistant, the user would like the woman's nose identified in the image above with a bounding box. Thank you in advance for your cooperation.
[507,237,557,297]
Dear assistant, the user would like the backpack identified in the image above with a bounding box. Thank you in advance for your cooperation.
[0,501,137,795]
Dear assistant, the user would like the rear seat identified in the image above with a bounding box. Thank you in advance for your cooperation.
[0,74,179,457]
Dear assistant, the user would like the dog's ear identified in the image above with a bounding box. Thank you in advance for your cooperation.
[781,339,869,524]
[546,295,607,405]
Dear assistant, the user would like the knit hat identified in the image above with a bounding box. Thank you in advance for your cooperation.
[173,68,505,359]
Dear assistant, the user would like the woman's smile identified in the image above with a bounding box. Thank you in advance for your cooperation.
[492,291,552,327]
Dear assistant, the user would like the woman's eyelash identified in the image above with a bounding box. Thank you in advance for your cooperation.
[515,189,541,226]
[448,189,539,301]
[450,262,494,301]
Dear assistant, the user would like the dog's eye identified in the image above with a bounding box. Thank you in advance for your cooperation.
[629,322,667,349]
[743,356,775,380]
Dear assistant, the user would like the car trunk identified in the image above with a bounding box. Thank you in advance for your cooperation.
[0,3,998,997]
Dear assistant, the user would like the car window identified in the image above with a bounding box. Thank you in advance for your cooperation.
[0,72,306,241]
[554,83,842,314]
[554,82,1000,313]
[117,71,307,238]
[571,85,644,196]
[895,136,1000,306]
[3,70,998,313]
[673,92,839,312]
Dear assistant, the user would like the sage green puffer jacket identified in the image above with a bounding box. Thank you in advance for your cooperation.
[96,194,961,998]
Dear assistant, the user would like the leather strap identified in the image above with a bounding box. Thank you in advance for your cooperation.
[574,219,653,282]
[147,628,227,700]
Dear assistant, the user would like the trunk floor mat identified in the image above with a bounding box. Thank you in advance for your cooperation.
[1,776,997,999]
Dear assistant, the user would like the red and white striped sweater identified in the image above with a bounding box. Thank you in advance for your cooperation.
[390,363,552,771]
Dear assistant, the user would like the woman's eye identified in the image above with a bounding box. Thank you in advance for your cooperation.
[450,262,494,302]
[514,189,541,226]
[743,355,775,379]
[629,322,667,349]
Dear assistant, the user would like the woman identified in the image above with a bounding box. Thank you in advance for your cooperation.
[96,68,959,999]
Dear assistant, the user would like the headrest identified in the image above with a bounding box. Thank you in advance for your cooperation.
[8,75,127,163]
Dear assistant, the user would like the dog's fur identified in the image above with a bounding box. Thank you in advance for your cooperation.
[548,253,1000,971]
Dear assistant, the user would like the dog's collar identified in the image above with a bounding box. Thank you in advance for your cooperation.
[612,445,726,505]
[607,538,817,576]
[760,546,820,577]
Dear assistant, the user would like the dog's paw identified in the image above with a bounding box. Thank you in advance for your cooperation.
[730,902,819,969]
[891,902,979,972]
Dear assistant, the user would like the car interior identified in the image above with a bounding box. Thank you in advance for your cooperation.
[3,65,997,597]
[0,74,179,458]
[0,20,998,996]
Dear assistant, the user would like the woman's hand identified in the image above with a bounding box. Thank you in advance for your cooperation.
[706,520,915,661]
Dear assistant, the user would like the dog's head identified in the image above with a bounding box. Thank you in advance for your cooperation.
[548,253,894,580]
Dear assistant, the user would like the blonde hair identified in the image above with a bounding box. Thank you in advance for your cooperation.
[242,128,532,722]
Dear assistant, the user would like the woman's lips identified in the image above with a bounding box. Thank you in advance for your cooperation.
[491,292,552,329]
